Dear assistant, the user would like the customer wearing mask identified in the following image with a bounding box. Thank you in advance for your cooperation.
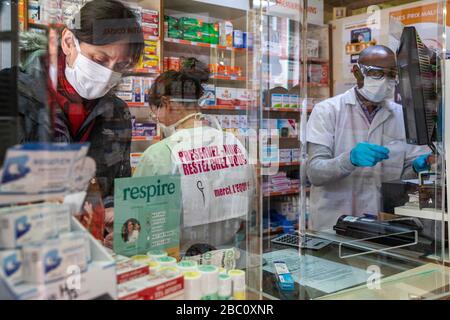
[16,0,144,209]
[306,45,431,231]
[133,58,254,253]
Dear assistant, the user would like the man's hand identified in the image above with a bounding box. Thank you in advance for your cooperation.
[350,142,390,167]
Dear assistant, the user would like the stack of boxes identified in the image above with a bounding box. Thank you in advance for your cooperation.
[269,91,301,109]
[134,9,160,71]
[280,148,301,163]
[28,0,91,25]
[215,87,255,107]
[115,76,153,104]
[113,249,246,300]
[0,203,91,286]
[164,15,253,49]
[264,175,300,194]
[263,172,299,194]
[211,114,248,136]
[262,119,298,138]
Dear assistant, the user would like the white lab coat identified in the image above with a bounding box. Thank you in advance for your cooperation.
[134,126,254,249]
[306,87,429,231]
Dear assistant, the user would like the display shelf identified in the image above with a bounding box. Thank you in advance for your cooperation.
[164,37,247,52]
[263,188,300,197]
[261,161,300,167]
[307,83,329,88]
[286,81,329,87]
[131,136,158,142]
[263,107,314,113]
[394,206,448,221]
[0,217,117,300]
[125,68,160,75]
[274,55,329,64]
[210,74,247,81]
[201,105,249,111]
[127,102,147,107]
[263,187,309,197]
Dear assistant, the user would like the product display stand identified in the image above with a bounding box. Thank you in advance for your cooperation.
[0,217,116,300]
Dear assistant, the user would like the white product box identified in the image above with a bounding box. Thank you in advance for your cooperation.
[279,149,292,163]
[201,84,216,106]
[142,78,152,103]
[271,93,283,109]
[230,115,239,130]
[116,91,133,102]
[279,154,292,163]
[238,115,248,129]
[117,77,133,92]
[0,203,71,249]
[0,250,23,285]
[221,115,231,129]
[216,87,235,106]
[261,145,279,164]
[0,217,117,300]
[213,115,223,128]
[22,233,89,284]
[115,255,149,284]
[132,77,143,103]
[60,230,91,263]
[28,1,41,23]
[282,94,290,109]
[280,149,292,157]
[307,39,319,58]
[289,95,300,109]
[0,143,86,203]
[130,153,143,169]
[233,30,244,48]
[235,89,253,107]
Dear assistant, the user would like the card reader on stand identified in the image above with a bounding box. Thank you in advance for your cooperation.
[333,215,435,254]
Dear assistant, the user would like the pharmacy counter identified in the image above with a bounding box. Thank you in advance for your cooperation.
[246,231,450,300]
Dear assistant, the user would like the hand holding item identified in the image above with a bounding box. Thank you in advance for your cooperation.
[413,153,432,173]
[350,142,390,167]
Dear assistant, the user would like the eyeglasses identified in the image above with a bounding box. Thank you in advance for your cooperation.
[358,63,398,81]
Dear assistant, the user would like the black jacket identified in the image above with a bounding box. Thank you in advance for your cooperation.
[16,68,132,207]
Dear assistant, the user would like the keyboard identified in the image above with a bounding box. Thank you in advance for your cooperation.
[271,233,332,250]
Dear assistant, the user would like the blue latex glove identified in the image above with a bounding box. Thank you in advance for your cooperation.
[413,153,431,173]
[350,142,390,167]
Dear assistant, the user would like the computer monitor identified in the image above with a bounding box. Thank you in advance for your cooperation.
[396,26,438,147]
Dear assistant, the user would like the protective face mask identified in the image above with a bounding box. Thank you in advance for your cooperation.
[358,77,396,103]
[65,36,122,100]
[159,112,203,138]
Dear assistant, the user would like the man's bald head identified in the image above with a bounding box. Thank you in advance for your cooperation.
[358,45,396,69]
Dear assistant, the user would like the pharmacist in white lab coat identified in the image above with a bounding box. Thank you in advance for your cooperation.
[306,45,431,231]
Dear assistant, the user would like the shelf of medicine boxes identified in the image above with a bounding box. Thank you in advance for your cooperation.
[275,55,329,64]
[131,136,161,142]
[164,37,248,52]
[263,107,313,113]
[263,187,310,198]
[125,68,160,75]
[28,21,66,30]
